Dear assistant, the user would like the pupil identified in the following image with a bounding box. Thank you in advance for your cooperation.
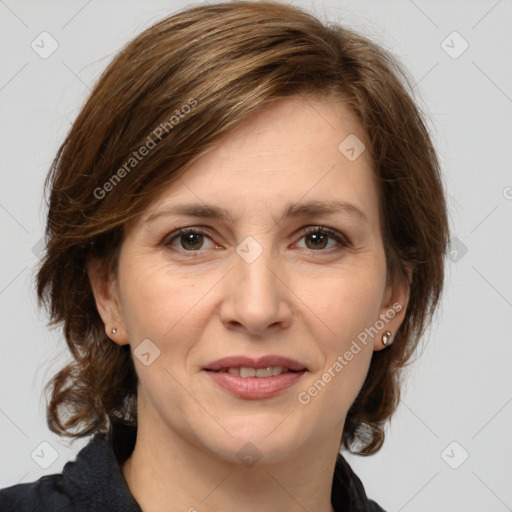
[308,232,327,249]
[182,233,203,250]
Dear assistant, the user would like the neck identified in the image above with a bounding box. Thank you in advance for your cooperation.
[122,414,338,512]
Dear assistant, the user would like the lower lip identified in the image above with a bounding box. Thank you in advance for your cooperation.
[204,370,306,399]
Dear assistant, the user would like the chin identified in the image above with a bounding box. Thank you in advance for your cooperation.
[207,437,297,467]
[200,415,309,466]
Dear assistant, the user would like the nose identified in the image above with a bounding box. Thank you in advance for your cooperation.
[219,241,293,336]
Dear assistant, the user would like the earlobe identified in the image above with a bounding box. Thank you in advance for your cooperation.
[86,258,129,346]
[374,266,412,351]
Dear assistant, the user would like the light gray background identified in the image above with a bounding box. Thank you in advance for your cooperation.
[1,1,511,510]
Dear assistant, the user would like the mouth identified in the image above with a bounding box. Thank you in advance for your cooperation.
[207,366,301,378]
[202,355,307,399]
[203,355,307,374]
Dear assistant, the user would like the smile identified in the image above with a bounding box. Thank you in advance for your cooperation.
[202,355,308,399]
[213,366,294,377]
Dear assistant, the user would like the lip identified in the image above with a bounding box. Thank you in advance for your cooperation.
[202,355,307,400]
[204,370,306,399]
[203,355,307,372]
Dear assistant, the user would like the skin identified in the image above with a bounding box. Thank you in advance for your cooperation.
[89,95,410,512]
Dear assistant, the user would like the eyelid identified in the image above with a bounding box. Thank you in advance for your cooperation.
[163,224,351,253]
[295,225,351,248]
[162,226,217,248]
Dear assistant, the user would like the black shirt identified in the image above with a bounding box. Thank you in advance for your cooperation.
[0,420,386,511]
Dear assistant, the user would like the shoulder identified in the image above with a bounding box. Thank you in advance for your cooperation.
[0,422,139,512]
[332,453,387,512]
[366,499,387,512]
[0,473,73,511]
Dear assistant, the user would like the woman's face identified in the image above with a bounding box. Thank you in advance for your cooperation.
[92,95,408,464]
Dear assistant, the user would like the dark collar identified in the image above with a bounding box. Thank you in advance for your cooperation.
[60,420,141,512]
[60,418,382,512]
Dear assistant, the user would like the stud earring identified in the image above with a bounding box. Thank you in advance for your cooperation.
[382,330,393,346]
[111,328,117,335]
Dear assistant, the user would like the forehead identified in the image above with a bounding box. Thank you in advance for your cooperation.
[136,95,379,229]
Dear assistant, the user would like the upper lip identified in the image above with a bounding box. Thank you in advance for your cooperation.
[203,355,307,372]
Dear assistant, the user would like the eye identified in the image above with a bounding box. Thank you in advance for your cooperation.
[163,225,350,254]
[164,227,217,252]
[295,226,350,252]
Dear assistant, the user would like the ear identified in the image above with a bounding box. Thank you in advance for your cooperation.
[87,257,129,346]
[373,265,412,351]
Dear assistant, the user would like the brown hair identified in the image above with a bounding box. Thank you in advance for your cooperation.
[36,0,449,455]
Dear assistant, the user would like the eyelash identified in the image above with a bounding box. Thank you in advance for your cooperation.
[162,226,351,255]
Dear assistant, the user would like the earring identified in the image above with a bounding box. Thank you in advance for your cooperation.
[382,330,393,346]
[111,328,117,335]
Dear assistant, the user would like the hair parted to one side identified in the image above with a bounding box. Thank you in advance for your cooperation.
[36,0,449,455]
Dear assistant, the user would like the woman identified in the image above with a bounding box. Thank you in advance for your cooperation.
[0,1,449,511]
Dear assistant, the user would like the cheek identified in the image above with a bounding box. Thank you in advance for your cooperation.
[117,256,209,419]
[302,261,386,347]
[296,262,386,408]
[118,254,209,343]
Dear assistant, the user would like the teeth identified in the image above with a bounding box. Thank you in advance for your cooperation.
[240,367,256,378]
[226,366,287,377]
[256,367,272,377]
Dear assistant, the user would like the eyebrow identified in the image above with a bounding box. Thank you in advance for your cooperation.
[144,200,368,225]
